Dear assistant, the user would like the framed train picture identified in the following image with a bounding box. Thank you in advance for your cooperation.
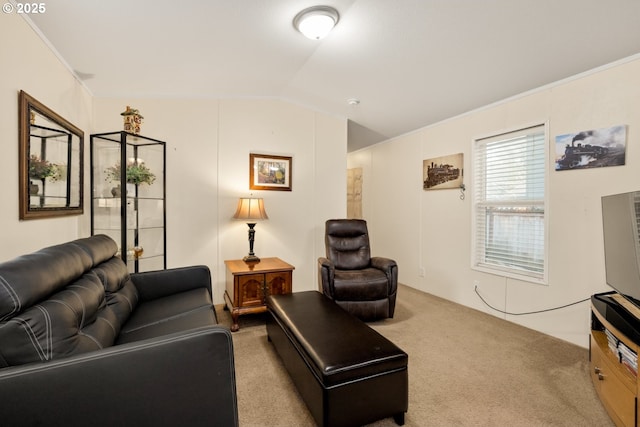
[555,125,626,171]
[423,153,463,190]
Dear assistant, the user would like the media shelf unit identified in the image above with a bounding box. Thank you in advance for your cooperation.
[591,291,640,427]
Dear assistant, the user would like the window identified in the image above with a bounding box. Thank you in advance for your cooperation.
[472,124,547,283]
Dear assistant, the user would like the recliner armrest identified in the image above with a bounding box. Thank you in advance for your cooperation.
[371,257,398,293]
[370,256,396,273]
[0,325,238,427]
[318,257,334,270]
[318,257,335,295]
[131,265,212,301]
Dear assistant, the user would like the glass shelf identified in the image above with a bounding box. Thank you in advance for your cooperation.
[90,131,166,273]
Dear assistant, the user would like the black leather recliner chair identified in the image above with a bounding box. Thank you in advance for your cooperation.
[318,219,398,321]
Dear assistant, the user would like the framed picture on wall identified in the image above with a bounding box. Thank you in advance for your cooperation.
[423,153,464,190]
[554,125,627,171]
[249,153,292,191]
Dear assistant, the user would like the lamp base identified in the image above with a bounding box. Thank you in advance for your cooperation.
[243,254,261,263]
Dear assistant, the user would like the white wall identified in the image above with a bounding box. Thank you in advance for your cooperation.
[0,14,93,259]
[93,98,347,303]
[349,56,640,348]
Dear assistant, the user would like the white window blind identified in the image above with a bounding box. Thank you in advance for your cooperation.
[473,124,547,282]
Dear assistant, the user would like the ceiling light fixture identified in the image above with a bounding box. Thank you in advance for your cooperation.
[293,6,340,40]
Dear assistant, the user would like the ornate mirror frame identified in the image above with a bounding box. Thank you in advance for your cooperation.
[19,90,84,219]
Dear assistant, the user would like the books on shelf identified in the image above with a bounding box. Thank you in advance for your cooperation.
[604,327,638,377]
[605,329,619,355]
[619,341,638,376]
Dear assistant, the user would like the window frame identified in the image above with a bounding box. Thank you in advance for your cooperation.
[471,122,549,285]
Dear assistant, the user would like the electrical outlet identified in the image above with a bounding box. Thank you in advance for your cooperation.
[473,280,480,288]
[419,267,425,278]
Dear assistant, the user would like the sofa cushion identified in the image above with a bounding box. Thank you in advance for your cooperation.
[333,267,389,300]
[92,257,139,331]
[71,234,118,265]
[0,242,92,322]
[120,287,213,335]
[116,306,217,344]
[0,272,118,367]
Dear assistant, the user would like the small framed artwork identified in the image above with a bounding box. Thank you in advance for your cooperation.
[250,153,292,191]
[423,153,463,190]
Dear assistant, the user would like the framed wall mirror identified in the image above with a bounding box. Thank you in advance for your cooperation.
[19,90,84,219]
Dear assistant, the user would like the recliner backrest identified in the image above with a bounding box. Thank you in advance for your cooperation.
[325,219,371,270]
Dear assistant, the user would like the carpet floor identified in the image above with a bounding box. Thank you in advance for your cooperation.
[216,285,614,426]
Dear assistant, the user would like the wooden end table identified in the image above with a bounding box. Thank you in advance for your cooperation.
[224,257,294,332]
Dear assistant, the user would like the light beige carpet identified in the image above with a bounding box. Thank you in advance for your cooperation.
[217,285,613,426]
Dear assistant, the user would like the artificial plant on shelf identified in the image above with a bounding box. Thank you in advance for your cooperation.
[105,160,156,186]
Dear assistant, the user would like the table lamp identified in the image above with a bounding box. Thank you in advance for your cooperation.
[233,197,268,262]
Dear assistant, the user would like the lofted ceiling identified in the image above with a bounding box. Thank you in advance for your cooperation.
[25,0,640,152]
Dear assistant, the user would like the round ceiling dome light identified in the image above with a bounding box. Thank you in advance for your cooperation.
[293,6,340,40]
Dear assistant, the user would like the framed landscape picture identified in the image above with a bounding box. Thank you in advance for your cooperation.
[249,153,292,191]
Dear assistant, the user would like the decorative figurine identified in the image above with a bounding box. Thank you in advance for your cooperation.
[120,106,143,134]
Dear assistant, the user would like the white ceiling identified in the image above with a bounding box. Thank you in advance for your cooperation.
[26,0,640,151]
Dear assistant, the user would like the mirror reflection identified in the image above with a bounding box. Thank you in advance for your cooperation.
[19,91,84,219]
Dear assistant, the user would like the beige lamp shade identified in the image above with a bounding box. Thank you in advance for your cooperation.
[233,198,269,221]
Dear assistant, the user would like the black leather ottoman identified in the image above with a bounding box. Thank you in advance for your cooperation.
[266,291,408,427]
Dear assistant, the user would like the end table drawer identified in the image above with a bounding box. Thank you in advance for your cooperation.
[224,257,294,332]
[239,273,267,308]
[266,271,292,296]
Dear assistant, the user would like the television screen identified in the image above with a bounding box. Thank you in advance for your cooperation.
[602,190,640,306]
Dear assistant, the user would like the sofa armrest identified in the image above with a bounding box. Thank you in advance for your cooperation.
[0,325,238,427]
[131,265,212,301]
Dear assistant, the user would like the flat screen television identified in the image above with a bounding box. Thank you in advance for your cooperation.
[601,190,640,307]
